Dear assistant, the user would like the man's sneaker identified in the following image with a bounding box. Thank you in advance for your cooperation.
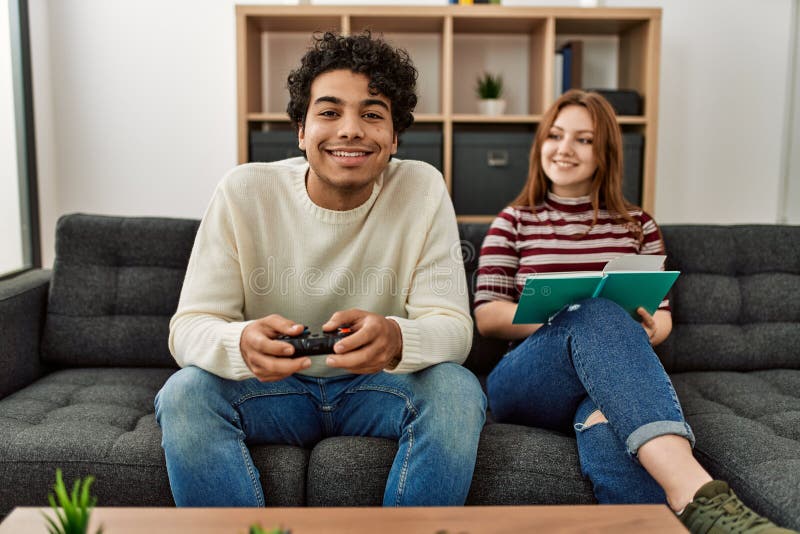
[678,480,797,533]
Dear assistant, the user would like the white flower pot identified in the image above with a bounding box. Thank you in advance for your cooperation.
[478,99,506,116]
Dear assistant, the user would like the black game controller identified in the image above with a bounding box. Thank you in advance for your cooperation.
[277,326,353,357]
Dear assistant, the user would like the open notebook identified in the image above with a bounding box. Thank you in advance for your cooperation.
[512,255,680,324]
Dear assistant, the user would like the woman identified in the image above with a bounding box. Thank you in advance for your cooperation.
[474,89,793,534]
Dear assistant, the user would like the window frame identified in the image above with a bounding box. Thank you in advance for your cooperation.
[2,0,40,281]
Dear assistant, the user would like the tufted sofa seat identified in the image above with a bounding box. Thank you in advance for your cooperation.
[0,366,310,508]
[671,371,800,524]
[1,214,798,530]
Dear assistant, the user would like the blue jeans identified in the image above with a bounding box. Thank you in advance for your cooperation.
[155,362,486,507]
[487,298,694,504]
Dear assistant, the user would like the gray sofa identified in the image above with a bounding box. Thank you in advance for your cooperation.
[1,214,798,529]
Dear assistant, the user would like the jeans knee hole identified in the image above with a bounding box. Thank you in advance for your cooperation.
[575,410,609,432]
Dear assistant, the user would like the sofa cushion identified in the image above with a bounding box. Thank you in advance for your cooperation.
[42,214,199,368]
[672,370,800,530]
[467,424,595,505]
[0,368,309,512]
[305,425,595,506]
[658,226,800,373]
[306,436,395,506]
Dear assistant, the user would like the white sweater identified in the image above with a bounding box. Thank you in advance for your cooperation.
[169,157,473,380]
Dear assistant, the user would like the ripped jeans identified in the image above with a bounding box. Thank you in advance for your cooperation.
[486,298,694,504]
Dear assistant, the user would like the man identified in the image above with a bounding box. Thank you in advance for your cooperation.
[155,31,486,507]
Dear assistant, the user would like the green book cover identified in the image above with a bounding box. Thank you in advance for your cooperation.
[512,255,680,324]
[512,274,603,324]
[597,271,680,318]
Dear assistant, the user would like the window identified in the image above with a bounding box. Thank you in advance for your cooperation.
[1,0,39,278]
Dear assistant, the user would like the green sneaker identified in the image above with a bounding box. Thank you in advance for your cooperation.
[678,480,797,533]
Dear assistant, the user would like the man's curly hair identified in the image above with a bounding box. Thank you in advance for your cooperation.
[287,31,418,135]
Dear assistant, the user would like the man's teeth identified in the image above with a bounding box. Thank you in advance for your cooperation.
[331,151,366,157]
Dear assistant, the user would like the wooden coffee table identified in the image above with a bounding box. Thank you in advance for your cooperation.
[1,505,686,533]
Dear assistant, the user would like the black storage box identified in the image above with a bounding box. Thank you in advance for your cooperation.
[622,132,643,205]
[395,131,443,171]
[452,131,533,216]
[587,89,642,116]
[250,130,303,162]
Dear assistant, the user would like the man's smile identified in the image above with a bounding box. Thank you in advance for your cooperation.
[322,144,377,166]
[330,150,368,157]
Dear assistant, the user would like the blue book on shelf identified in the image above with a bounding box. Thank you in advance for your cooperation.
[561,44,573,91]
[512,255,680,324]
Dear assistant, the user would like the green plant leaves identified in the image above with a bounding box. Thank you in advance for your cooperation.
[475,72,504,99]
[42,469,102,534]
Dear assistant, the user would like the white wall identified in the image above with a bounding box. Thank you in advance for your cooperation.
[608,0,794,224]
[28,0,798,267]
[31,0,244,267]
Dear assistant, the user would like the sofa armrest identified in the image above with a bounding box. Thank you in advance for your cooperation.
[0,269,51,398]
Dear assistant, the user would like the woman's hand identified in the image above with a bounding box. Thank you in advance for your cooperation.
[637,307,658,343]
[636,308,673,346]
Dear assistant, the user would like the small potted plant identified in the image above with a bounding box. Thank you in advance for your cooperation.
[475,72,506,115]
[42,469,103,534]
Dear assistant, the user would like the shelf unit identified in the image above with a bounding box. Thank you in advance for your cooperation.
[236,5,662,222]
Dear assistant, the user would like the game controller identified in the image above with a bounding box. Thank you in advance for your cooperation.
[277,326,353,356]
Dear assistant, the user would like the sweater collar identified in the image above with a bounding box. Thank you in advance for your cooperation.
[293,162,384,224]
[544,190,593,213]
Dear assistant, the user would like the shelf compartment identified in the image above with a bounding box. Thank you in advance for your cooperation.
[453,34,532,116]
[452,17,551,117]
[554,17,655,114]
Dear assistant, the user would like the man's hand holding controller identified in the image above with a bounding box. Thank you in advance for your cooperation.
[323,309,403,374]
[240,309,403,382]
[240,315,313,382]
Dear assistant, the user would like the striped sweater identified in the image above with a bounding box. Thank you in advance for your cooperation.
[474,191,669,311]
